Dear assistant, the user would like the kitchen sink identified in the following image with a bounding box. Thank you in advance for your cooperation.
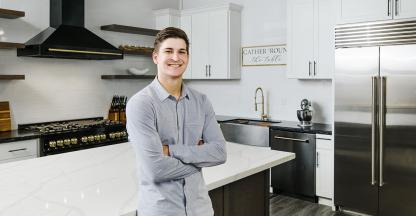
[219,118,281,147]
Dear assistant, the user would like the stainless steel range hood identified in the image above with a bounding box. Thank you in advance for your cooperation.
[17,0,123,60]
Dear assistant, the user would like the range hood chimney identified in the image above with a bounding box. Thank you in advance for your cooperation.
[17,0,123,60]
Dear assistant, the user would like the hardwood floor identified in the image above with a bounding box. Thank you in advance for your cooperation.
[270,195,349,216]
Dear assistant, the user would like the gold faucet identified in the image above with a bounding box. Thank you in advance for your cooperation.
[254,87,268,120]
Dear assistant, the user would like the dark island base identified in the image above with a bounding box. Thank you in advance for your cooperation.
[209,170,270,216]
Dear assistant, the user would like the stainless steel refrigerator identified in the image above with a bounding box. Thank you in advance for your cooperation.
[335,20,416,216]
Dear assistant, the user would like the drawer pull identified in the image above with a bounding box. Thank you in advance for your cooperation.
[274,136,309,143]
[8,148,28,153]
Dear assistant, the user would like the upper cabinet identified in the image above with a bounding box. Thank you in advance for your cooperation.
[154,4,242,80]
[287,0,334,79]
[336,0,416,24]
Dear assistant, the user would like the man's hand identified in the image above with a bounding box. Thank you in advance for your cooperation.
[197,139,204,145]
[163,145,170,156]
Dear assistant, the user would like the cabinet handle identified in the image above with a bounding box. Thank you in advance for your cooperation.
[308,61,312,76]
[205,65,208,77]
[395,0,399,16]
[313,61,316,76]
[274,136,309,143]
[8,148,28,153]
[208,65,211,77]
[316,152,319,168]
[388,0,392,16]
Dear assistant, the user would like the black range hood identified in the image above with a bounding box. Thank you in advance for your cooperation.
[17,0,123,60]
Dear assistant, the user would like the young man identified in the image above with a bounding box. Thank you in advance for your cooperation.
[126,27,227,216]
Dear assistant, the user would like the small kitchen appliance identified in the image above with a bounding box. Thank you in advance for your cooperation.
[19,117,127,156]
[297,99,312,127]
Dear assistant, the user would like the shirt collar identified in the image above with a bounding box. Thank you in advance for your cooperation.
[151,78,189,101]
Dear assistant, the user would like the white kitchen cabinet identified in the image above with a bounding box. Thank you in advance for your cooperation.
[336,0,416,24]
[183,4,241,80]
[154,4,241,80]
[287,0,334,79]
[315,134,333,201]
[0,139,39,164]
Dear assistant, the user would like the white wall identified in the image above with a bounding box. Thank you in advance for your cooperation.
[182,0,333,124]
[0,0,178,128]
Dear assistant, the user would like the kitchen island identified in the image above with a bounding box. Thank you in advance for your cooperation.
[0,142,294,216]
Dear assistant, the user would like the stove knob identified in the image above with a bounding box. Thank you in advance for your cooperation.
[56,140,64,147]
[88,135,94,142]
[109,133,115,139]
[115,132,121,138]
[64,139,71,146]
[100,134,106,140]
[49,141,56,148]
[81,136,88,143]
[71,138,78,145]
[121,131,127,137]
[94,135,101,141]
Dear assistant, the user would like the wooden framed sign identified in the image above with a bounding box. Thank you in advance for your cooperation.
[242,44,287,66]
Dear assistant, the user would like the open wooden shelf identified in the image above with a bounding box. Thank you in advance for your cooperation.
[0,8,25,19]
[0,75,25,80]
[101,75,155,80]
[101,24,159,36]
[121,49,153,56]
[0,42,25,49]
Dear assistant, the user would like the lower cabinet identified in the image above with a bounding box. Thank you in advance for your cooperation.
[0,139,39,164]
[209,170,270,216]
[315,134,333,201]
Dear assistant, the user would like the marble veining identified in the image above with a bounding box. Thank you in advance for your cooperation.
[0,142,294,216]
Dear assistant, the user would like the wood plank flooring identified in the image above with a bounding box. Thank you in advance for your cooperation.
[270,195,350,216]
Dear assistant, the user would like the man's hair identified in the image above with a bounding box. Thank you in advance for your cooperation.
[153,27,189,54]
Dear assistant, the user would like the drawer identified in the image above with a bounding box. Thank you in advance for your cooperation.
[316,137,332,150]
[0,139,39,161]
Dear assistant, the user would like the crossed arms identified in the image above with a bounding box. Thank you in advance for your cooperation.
[126,95,227,183]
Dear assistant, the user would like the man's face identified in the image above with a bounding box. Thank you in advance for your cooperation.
[152,38,189,79]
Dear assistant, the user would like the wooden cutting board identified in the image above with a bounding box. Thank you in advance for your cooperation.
[0,101,11,132]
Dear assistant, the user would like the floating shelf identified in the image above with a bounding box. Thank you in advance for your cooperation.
[101,75,155,80]
[0,8,25,19]
[0,75,25,80]
[0,42,25,49]
[122,50,153,56]
[101,24,160,36]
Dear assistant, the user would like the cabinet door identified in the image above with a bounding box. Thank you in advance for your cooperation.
[315,0,334,79]
[316,148,333,198]
[394,0,416,20]
[191,12,210,79]
[0,139,39,161]
[316,137,333,199]
[336,0,391,24]
[180,15,193,79]
[208,10,228,79]
[287,0,315,79]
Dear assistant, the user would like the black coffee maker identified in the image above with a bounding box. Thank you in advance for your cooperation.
[297,99,312,127]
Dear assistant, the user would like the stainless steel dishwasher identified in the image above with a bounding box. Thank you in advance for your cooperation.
[270,129,316,202]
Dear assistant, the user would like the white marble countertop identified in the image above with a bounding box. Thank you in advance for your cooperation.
[0,142,295,216]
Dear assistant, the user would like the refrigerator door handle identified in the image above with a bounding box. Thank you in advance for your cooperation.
[371,76,378,186]
[379,76,386,187]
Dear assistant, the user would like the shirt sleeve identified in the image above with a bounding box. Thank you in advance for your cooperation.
[126,95,199,183]
[169,95,227,168]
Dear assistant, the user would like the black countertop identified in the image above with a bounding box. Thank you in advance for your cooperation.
[216,115,332,135]
[0,130,41,144]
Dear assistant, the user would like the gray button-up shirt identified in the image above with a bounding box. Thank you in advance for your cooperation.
[126,78,227,216]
